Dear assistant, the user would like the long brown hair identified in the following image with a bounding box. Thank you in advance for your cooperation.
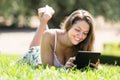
[60,9,95,51]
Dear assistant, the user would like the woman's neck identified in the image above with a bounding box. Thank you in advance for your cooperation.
[58,30,74,48]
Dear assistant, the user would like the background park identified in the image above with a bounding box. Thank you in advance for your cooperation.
[0,0,120,80]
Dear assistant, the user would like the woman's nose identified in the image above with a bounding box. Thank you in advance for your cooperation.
[77,32,83,39]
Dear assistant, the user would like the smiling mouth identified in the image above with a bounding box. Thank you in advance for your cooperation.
[74,36,81,42]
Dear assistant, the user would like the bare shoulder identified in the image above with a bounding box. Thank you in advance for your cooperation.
[43,29,63,37]
[42,29,58,45]
[43,29,56,38]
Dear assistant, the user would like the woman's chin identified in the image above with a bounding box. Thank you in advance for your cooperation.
[72,42,80,45]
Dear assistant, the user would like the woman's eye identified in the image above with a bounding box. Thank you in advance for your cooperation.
[75,29,80,32]
[84,33,88,35]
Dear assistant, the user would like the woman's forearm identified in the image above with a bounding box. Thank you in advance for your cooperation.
[29,5,54,48]
[29,21,48,48]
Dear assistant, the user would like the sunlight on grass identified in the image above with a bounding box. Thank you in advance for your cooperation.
[102,51,120,57]
[102,42,120,57]
[0,55,120,80]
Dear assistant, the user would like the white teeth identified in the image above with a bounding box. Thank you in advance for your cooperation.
[74,36,80,41]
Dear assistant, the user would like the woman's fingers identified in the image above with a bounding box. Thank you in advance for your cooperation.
[90,63,97,68]
[65,62,73,68]
[64,57,76,69]
[68,57,76,62]
[96,59,100,66]
[38,7,46,19]
[90,59,100,69]
[65,62,76,69]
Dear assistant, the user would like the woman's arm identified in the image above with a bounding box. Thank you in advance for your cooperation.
[41,30,55,66]
[29,20,49,47]
[64,57,76,69]
[30,5,55,47]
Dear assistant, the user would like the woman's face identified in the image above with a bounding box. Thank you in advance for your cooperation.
[68,20,90,45]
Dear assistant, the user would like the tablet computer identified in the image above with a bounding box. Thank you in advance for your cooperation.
[73,51,101,69]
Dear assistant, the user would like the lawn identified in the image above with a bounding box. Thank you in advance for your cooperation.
[102,42,120,57]
[0,54,120,80]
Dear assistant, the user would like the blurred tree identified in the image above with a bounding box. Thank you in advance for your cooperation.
[0,0,119,28]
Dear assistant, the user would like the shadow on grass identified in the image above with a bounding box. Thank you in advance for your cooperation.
[100,55,120,66]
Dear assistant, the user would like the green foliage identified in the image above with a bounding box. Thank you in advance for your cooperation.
[0,0,120,28]
[0,55,120,80]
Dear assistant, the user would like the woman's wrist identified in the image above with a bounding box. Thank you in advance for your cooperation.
[40,20,48,24]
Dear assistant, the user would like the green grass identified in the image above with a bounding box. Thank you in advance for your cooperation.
[103,42,120,57]
[0,54,120,80]
[102,51,120,57]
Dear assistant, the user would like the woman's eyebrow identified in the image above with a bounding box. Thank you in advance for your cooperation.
[77,26,89,32]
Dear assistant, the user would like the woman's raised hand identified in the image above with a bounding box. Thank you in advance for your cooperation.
[38,5,55,22]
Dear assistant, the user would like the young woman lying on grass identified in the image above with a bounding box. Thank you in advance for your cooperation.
[18,5,100,69]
